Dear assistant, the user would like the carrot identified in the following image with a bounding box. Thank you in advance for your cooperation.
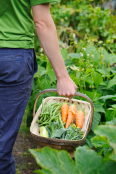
[68,104,76,114]
[75,110,85,128]
[61,103,69,123]
[65,105,76,128]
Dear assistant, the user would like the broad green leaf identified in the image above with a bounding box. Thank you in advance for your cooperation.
[86,68,93,74]
[84,130,95,148]
[34,169,53,174]
[91,71,103,88]
[94,103,105,113]
[90,52,100,66]
[106,118,116,126]
[91,112,101,131]
[92,135,109,148]
[85,91,101,101]
[112,34,116,39]
[105,108,116,121]
[111,66,116,74]
[39,79,51,90]
[97,69,109,76]
[47,69,56,83]
[94,125,116,161]
[99,161,116,174]
[112,104,116,109]
[75,146,103,174]
[86,46,96,54]
[37,65,46,76]
[60,49,68,60]
[84,75,94,86]
[99,47,109,63]
[107,75,116,89]
[100,81,107,86]
[68,53,81,59]
[29,147,77,174]
[107,54,116,66]
[99,95,116,101]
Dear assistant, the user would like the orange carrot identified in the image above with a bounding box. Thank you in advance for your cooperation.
[75,110,85,128]
[68,104,76,114]
[65,105,77,128]
[61,103,69,123]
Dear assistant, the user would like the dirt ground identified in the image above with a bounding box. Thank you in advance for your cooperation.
[13,133,40,174]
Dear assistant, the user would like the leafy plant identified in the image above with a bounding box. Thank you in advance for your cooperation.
[29,122,116,173]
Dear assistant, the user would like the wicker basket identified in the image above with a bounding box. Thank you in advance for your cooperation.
[30,89,94,155]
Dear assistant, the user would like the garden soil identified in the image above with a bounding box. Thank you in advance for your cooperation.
[13,133,40,174]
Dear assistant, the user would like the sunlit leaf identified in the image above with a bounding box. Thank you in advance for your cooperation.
[29,147,77,174]
[37,65,46,76]
[86,46,96,54]
[91,112,101,131]
[68,53,81,59]
[94,102,105,113]
[99,95,116,101]
[107,75,116,89]
[105,108,116,121]
[47,69,56,83]
[75,146,103,174]
[91,71,103,88]
[39,79,51,90]
[94,125,116,161]
[92,135,110,148]
[61,49,68,60]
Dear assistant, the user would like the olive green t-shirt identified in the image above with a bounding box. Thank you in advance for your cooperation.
[0,0,59,49]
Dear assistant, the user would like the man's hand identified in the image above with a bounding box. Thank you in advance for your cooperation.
[57,75,77,99]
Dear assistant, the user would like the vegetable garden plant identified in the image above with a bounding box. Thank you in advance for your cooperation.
[26,0,116,173]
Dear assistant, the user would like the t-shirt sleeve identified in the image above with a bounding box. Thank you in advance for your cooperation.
[30,0,59,6]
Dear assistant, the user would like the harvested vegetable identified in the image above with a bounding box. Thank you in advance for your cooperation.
[37,99,62,127]
[75,110,85,128]
[39,126,48,137]
[68,104,76,115]
[46,122,84,140]
[61,103,69,123]
[65,105,76,128]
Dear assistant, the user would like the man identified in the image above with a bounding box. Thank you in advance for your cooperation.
[0,0,77,173]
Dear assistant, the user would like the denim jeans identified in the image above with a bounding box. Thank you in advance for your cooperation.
[0,48,37,174]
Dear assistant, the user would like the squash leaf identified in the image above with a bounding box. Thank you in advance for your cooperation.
[29,147,77,174]
[91,112,101,131]
[75,146,103,174]
[94,125,116,161]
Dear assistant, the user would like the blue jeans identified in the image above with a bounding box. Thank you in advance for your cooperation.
[0,48,37,174]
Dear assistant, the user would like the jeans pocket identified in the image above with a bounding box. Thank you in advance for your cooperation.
[0,49,36,84]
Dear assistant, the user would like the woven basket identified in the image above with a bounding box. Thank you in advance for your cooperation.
[30,89,94,153]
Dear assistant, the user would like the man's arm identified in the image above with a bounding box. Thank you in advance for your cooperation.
[32,3,77,98]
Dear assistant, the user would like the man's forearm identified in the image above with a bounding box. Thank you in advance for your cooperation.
[34,15,69,79]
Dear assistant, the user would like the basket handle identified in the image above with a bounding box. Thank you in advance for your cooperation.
[33,88,94,117]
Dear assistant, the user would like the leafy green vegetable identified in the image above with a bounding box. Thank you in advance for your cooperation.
[46,122,63,138]
[46,122,84,140]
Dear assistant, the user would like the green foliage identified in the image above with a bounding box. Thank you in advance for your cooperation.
[46,123,84,140]
[29,141,116,174]
[50,1,116,53]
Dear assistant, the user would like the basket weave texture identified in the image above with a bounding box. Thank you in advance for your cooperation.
[30,92,93,150]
